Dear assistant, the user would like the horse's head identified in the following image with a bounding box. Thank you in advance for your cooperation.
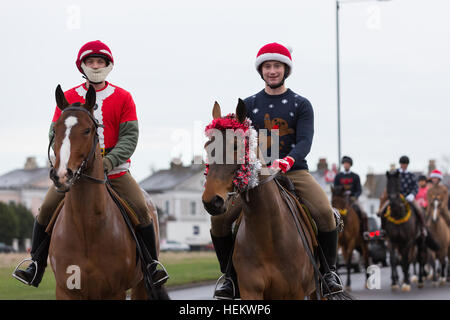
[201,99,261,216]
[331,185,347,209]
[426,186,444,223]
[386,170,402,202]
[50,85,98,192]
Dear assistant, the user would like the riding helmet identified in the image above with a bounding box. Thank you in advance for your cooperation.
[341,156,353,166]
[399,155,410,164]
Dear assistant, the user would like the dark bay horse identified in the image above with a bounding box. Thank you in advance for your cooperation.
[202,100,321,300]
[425,185,450,286]
[381,171,424,291]
[48,85,166,299]
[331,186,369,291]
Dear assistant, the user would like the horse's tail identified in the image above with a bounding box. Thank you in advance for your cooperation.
[151,285,170,300]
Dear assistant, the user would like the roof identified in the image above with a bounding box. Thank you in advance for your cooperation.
[139,164,204,193]
[0,167,50,190]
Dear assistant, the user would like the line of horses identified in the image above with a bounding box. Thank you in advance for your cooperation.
[35,88,448,300]
[332,170,450,292]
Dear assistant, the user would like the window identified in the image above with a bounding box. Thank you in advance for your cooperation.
[165,200,170,214]
[190,201,196,215]
[193,225,200,235]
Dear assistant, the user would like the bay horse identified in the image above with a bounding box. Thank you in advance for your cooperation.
[331,185,369,290]
[48,85,167,299]
[201,100,347,300]
[425,185,450,286]
[381,170,425,291]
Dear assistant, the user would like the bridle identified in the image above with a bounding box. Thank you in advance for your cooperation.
[48,106,106,193]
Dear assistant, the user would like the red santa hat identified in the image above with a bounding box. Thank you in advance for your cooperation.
[429,169,443,180]
[76,40,114,73]
[255,42,293,77]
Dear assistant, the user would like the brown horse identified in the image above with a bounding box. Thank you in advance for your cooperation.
[426,185,450,286]
[331,185,369,291]
[48,85,166,299]
[202,100,321,300]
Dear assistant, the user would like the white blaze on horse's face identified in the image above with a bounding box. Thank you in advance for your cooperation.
[57,116,78,181]
[433,199,439,222]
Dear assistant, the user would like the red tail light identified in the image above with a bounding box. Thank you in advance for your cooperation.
[369,231,375,238]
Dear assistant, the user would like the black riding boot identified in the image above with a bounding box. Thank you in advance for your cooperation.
[136,223,169,286]
[12,220,50,287]
[211,232,239,300]
[318,227,344,297]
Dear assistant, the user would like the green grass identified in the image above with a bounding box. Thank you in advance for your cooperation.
[0,252,221,300]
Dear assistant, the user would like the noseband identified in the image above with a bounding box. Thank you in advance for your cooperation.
[48,106,106,193]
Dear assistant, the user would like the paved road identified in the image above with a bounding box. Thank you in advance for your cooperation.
[169,266,450,300]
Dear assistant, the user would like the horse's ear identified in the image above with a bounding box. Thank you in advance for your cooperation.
[236,98,246,123]
[385,171,390,177]
[84,85,96,112]
[330,185,334,193]
[55,85,69,110]
[212,101,221,119]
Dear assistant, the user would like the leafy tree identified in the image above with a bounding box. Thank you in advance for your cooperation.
[0,202,19,245]
[9,202,34,239]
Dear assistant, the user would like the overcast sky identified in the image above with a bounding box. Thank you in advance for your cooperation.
[1,0,449,183]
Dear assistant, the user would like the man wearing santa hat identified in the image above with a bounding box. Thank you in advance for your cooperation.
[210,42,345,299]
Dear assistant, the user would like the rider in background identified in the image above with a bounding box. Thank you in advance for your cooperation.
[333,156,369,239]
[428,169,450,227]
[380,156,440,251]
[210,42,345,299]
[415,175,429,210]
[13,40,168,288]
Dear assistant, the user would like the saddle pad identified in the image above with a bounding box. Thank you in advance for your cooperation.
[278,184,318,249]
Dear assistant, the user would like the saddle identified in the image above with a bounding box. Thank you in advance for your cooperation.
[45,184,141,235]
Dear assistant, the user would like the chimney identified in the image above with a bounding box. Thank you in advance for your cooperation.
[24,157,38,170]
[192,155,204,165]
[317,158,328,174]
[170,157,183,169]
[428,159,436,174]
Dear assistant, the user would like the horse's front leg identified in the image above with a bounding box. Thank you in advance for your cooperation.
[400,246,412,292]
[344,246,352,291]
[439,256,447,286]
[389,245,399,290]
[361,242,370,289]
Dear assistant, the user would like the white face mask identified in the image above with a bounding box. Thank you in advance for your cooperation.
[81,62,113,84]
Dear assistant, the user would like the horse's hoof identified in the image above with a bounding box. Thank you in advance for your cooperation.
[418,282,424,289]
[427,274,434,281]
[391,284,400,291]
[432,281,439,287]
[439,277,446,286]
[401,284,411,292]
[345,285,351,292]
[411,275,418,284]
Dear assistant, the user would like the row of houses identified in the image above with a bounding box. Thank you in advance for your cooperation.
[0,156,448,248]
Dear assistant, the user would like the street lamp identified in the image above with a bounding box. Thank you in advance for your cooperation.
[336,0,391,171]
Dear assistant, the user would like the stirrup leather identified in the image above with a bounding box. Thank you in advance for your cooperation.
[213,274,236,300]
[320,271,344,297]
[12,258,38,285]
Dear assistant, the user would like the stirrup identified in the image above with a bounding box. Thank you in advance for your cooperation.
[213,274,236,300]
[12,258,38,286]
[320,271,344,298]
[148,260,169,285]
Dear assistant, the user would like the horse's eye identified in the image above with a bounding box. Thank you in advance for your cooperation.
[84,128,91,135]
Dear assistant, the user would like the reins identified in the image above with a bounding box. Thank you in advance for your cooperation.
[48,106,107,192]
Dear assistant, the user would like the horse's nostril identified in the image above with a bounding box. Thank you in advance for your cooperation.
[212,196,224,209]
[66,169,73,179]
